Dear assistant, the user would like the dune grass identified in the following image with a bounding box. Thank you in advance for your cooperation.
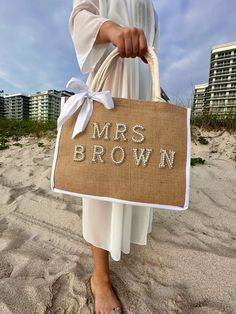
[190,112,236,132]
[1,112,235,137]
[0,117,57,138]
[0,113,235,154]
[0,118,57,150]
[191,157,206,166]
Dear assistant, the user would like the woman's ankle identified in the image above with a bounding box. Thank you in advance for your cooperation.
[92,271,111,283]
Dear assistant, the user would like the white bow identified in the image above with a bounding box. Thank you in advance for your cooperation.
[57,77,114,139]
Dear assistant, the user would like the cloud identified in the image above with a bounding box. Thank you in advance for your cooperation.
[0,0,85,95]
[157,0,236,103]
[0,0,235,106]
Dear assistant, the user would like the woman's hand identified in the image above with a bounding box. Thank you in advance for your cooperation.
[96,21,148,63]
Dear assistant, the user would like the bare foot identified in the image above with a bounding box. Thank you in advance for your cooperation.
[90,274,122,314]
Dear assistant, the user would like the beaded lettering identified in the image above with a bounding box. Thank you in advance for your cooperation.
[133,148,153,167]
[132,124,145,143]
[159,149,176,169]
[110,146,126,165]
[72,121,177,169]
[113,123,128,141]
[92,122,111,140]
[92,145,105,163]
[73,144,86,161]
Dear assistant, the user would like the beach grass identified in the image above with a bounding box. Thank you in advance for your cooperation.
[197,136,209,145]
[191,157,206,166]
[190,112,236,132]
[0,113,235,153]
[1,112,235,137]
[0,118,57,150]
[0,117,57,138]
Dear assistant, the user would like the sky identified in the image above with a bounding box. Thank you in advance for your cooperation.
[0,0,236,106]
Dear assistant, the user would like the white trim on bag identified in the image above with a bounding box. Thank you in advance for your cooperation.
[50,106,191,211]
[50,97,65,192]
[184,108,191,209]
[50,124,62,192]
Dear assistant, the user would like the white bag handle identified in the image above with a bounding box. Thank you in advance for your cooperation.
[90,46,166,102]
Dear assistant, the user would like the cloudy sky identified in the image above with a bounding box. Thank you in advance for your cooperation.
[0,0,235,106]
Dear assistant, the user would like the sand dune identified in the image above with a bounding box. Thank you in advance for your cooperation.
[0,127,236,314]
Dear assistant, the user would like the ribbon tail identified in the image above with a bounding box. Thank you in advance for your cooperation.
[57,93,87,130]
[72,98,94,139]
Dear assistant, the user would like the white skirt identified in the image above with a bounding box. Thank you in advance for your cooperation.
[81,52,155,262]
[82,198,154,261]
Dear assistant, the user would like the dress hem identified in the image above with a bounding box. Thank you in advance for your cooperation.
[82,233,150,261]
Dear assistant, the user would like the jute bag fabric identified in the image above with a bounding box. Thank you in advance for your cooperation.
[51,46,191,210]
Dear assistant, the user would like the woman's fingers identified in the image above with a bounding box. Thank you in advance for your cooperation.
[123,29,133,58]
[138,29,148,58]
[112,26,148,60]
[138,30,148,64]
[116,32,126,58]
[130,28,140,58]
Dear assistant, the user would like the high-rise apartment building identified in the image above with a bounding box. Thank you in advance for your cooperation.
[29,90,74,121]
[1,85,168,121]
[192,83,208,117]
[0,96,4,117]
[4,94,30,120]
[193,41,236,117]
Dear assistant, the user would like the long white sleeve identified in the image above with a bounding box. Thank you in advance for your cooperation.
[69,0,111,73]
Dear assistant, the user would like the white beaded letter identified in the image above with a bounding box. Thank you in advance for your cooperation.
[159,149,176,169]
[110,146,125,165]
[92,145,105,163]
[133,148,152,167]
[132,124,145,143]
[113,123,128,141]
[74,145,86,161]
[92,122,111,140]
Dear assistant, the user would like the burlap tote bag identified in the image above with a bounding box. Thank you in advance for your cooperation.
[51,46,191,210]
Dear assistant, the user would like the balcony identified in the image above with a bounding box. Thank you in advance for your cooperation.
[211,53,236,61]
[211,57,236,65]
[211,63,235,70]
[226,103,236,106]
[210,87,236,92]
[208,95,236,100]
[209,72,231,78]
[211,69,230,75]
[210,78,236,84]
[210,102,226,105]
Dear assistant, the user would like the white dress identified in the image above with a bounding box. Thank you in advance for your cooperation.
[69,0,160,261]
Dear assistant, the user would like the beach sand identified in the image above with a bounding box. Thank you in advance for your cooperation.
[0,127,236,314]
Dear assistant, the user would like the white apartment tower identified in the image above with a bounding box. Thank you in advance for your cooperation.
[192,83,208,117]
[193,41,236,117]
[29,90,73,121]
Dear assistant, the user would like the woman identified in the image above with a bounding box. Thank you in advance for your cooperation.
[69,1,160,313]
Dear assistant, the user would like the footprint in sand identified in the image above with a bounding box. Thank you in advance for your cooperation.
[0,257,13,279]
[45,272,88,314]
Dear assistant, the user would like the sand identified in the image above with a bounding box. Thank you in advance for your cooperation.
[0,126,236,314]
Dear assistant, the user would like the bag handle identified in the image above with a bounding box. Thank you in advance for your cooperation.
[90,46,166,102]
